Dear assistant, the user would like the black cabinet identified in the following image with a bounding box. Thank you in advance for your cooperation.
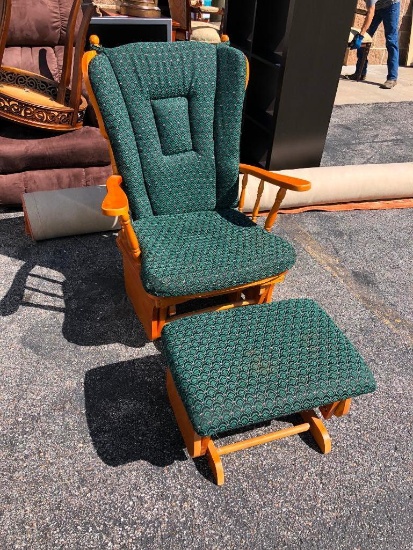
[225,0,357,170]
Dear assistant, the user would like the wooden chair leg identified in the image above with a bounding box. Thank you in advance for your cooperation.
[300,409,332,454]
[259,283,276,304]
[206,440,225,485]
[334,398,351,417]
[166,369,210,458]
[320,398,352,419]
[319,401,340,419]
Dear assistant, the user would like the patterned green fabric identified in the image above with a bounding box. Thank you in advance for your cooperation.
[162,299,376,437]
[88,42,246,218]
[151,97,193,156]
[133,209,296,297]
[88,51,153,220]
[215,45,246,209]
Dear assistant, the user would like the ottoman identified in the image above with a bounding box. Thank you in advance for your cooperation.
[162,299,376,485]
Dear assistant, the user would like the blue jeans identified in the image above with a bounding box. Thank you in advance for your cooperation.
[356,2,400,80]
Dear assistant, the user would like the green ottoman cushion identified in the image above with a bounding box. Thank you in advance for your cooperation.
[162,299,376,437]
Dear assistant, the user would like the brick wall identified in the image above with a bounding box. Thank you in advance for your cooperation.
[347,0,412,65]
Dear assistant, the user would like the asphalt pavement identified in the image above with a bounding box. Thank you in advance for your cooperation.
[0,73,412,549]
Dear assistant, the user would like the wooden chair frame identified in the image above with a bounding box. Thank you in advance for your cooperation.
[0,0,94,131]
[82,38,311,340]
[167,369,352,485]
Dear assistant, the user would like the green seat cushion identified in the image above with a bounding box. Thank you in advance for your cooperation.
[133,209,296,297]
[162,299,376,437]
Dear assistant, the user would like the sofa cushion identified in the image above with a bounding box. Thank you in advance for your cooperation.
[2,45,64,81]
[6,0,80,47]
[0,165,112,205]
[0,123,111,175]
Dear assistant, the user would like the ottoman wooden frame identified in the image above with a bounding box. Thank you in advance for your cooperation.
[167,369,351,486]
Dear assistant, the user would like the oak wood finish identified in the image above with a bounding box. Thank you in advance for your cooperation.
[319,398,352,419]
[166,369,351,485]
[300,409,332,454]
[239,163,311,230]
[57,0,83,104]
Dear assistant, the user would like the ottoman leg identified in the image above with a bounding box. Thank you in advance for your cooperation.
[166,369,210,458]
[206,441,225,486]
[300,410,332,454]
[320,398,352,419]
[334,398,352,417]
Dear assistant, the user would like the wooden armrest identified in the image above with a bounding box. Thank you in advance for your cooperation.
[102,175,129,217]
[238,164,311,231]
[102,174,141,257]
[239,164,311,192]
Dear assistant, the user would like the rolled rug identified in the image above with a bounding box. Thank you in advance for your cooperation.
[23,185,120,241]
[239,163,413,213]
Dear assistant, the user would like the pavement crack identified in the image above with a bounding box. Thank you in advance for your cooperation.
[282,217,413,347]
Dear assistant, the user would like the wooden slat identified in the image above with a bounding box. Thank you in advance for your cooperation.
[238,173,248,212]
[57,0,83,104]
[264,187,287,231]
[217,423,310,456]
[69,3,95,117]
[0,0,11,65]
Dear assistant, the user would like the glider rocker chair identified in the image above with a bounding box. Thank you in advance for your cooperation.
[83,39,311,340]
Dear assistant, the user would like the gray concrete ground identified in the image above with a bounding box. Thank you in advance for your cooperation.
[1,72,413,548]
[335,65,413,105]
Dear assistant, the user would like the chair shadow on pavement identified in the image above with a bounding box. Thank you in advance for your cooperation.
[84,357,187,467]
[0,214,148,348]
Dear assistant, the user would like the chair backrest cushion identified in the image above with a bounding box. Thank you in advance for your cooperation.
[88,41,246,218]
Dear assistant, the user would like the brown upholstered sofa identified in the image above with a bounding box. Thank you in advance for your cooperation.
[0,0,111,205]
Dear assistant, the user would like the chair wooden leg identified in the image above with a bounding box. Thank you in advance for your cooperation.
[259,283,276,304]
[120,247,169,340]
[206,440,225,486]
[319,401,340,419]
[320,398,352,419]
[300,409,332,454]
[334,398,351,417]
[166,369,210,458]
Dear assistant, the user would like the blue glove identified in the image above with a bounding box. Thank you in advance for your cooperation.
[349,33,364,50]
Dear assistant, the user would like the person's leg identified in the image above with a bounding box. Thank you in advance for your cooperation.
[356,11,382,76]
[382,2,400,81]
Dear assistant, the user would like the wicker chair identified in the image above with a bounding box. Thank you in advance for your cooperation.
[82,40,311,340]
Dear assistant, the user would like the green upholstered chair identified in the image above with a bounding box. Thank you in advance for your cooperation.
[82,40,311,339]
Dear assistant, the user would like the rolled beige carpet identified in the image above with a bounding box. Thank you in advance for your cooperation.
[23,186,120,241]
[239,163,413,212]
